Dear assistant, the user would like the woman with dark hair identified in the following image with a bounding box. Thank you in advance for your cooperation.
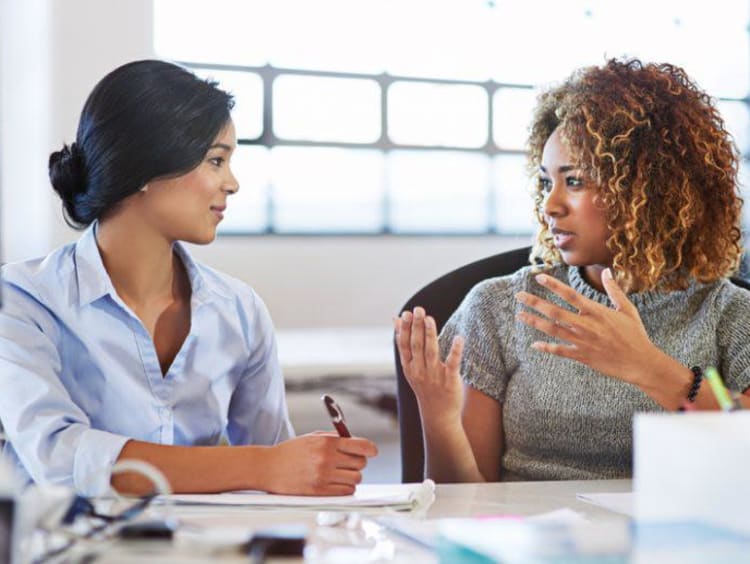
[396,58,750,483]
[0,60,376,496]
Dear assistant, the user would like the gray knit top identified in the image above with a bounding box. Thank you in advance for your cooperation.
[438,264,750,481]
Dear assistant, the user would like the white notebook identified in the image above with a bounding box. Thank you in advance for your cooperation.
[155,480,435,512]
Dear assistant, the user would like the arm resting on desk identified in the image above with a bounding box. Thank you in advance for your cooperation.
[112,434,378,496]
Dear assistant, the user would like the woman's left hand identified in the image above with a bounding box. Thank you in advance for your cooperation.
[515,268,660,385]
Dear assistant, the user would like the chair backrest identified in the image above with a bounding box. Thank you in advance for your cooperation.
[394,251,750,483]
[395,246,532,483]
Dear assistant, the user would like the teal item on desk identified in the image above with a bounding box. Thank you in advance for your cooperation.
[435,518,629,563]
[434,517,750,563]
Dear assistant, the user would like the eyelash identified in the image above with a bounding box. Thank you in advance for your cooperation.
[538,176,584,193]
[208,157,225,167]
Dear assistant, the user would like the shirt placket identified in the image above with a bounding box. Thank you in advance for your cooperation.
[129,318,175,445]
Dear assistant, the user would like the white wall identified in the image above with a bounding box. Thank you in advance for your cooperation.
[0,0,533,328]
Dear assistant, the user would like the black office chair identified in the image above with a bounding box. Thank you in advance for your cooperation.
[394,246,533,483]
[394,247,750,483]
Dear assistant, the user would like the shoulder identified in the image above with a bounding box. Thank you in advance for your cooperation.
[1,243,77,308]
[465,263,562,305]
[710,278,750,316]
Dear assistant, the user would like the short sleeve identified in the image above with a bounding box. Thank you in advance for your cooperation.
[438,275,519,402]
[716,284,750,393]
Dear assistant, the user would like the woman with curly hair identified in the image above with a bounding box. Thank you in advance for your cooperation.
[396,58,750,482]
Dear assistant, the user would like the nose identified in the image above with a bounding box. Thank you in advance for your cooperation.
[542,179,565,219]
[223,167,240,195]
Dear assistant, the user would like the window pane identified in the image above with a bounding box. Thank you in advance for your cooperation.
[717,101,750,157]
[493,155,536,235]
[273,75,381,143]
[493,88,537,150]
[388,82,487,148]
[270,147,384,232]
[388,151,489,233]
[192,68,264,140]
[218,146,270,233]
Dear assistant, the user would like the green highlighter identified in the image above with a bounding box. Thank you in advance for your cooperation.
[704,367,736,411]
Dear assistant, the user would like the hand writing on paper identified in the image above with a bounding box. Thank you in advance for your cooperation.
[514,268,661,386]
[395,307,465,429]
[265,433,378,496]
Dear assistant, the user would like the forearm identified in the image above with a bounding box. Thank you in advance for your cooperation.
[421,416,486,483]
[112,440,273,495]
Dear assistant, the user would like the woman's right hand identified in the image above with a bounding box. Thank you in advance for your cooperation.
[263,433,378,496]
[395,307,465,430]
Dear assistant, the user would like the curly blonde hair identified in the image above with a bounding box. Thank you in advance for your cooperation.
[527,58,743,292]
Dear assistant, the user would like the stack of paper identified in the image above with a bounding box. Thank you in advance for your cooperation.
[155,480,435,512]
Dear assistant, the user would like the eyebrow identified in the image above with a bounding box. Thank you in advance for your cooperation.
[208,143,234,151]
[539,164,579,174]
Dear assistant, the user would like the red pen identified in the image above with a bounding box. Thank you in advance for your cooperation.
[321,394,352,438]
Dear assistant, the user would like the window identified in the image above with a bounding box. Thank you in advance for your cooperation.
[154,0,750,236]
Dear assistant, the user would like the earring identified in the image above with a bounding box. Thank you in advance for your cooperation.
[140,185,149,193]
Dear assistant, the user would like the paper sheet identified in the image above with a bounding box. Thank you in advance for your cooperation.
[576,492,634,517]
[155,480,435,512]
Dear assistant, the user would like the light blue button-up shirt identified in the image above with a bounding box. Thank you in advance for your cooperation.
[0,224,293,496]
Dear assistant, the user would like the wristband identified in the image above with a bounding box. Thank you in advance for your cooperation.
[686,366,703,402]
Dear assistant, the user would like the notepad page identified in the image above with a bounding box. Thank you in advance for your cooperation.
[156,480,436,512]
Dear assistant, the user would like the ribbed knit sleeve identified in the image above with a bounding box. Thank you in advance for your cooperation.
[715,281,750,393]
[438,268,529,402]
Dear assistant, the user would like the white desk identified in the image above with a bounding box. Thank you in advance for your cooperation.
[54,479,632,563]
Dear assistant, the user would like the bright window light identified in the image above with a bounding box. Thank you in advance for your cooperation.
[493,88,537,151]
[388,82,488,148]
[270,147,384,233]
[273,75,381,143]
[192,68,264,140]
[388,151,490,233]
[154,0,750,235]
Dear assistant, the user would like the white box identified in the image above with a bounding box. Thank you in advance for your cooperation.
[634,411,750,534]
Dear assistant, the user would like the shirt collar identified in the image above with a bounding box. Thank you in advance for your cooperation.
[74,221,230,307]
[75,222,114,307]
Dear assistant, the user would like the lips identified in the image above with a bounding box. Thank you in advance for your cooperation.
[551,227,575,249]
[210,204,226,221]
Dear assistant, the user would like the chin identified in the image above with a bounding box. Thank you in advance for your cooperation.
[183,231,217,246]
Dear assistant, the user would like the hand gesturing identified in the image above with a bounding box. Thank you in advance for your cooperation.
[515,268,661,385]
[395,307,464,427]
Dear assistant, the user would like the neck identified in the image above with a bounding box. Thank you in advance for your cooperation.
[96,214,176,305]
[582,264,607,292]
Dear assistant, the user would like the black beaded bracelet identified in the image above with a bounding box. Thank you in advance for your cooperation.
[686,366,703,403]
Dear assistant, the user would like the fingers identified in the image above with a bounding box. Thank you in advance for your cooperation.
[534,273,601,315]
[423,315,440,368]
[516,308,578,342]
[601,268,635,314]
[445,335,464,377]
[395,311,413,365]
[336,437,379,458]
[516,291,581,330]
[409,307,426,366]
[531,340,581,361]
[396,307,433,373]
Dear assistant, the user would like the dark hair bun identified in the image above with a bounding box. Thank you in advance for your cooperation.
[49,142,86,223]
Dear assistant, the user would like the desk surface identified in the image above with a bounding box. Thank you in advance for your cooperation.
[57,479,632,563]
